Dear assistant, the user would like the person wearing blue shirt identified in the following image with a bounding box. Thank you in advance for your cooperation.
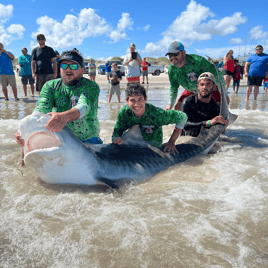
[18,47,35,97]
[244,45,268,100]
[105,60,111,83]
[0,43,19,101]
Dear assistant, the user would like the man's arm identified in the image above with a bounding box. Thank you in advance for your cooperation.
[166,69,180,110]
[112,108,128,144]
[1,49,15,60]
[31,60,36,79]
[244,62,250,77]
[46,108,80,132]
[52,57,57,79]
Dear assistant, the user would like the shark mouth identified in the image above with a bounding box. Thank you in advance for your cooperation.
[26,131,62,154]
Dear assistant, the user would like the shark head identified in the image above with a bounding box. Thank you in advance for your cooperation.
[20,112,98,185]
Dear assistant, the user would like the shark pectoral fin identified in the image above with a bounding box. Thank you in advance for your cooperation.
[229,111,238,124]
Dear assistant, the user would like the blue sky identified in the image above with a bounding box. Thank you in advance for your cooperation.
[1,0,267,60]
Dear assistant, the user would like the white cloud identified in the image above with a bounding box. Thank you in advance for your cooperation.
[142,0,247,53]
[0,4,13,21]
[31,9,133,49]
[0,4,25,45]
[249,26,268,40]
[97,57,106,62]
[230,38,243,44]
[143,24,150,31]
[117,13,133,31]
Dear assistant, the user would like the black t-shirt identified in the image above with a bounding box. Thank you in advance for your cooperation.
[182,94,220,137]
[31,46,56,74]
[110,70,122,85]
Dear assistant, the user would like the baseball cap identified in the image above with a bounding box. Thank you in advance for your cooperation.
[21,47,28,52]
[129,43,136,48]
[197,72,216,83]
[36,34,45,40]
[58,50,84,67]
[165,41,184,56]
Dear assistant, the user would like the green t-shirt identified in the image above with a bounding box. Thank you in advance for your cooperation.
[34,77,100,141]
[112,103,187,147]
[168,54,226,107]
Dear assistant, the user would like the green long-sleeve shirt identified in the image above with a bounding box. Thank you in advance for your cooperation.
[34,77,100,141]
[112,103,187,147]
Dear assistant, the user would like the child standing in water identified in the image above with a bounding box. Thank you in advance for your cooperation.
[263,73,268,93]
[108,62,122,103]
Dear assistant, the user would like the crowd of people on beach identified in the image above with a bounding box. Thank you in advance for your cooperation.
[1,34,268,159]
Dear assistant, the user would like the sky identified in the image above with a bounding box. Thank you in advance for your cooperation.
[0,0,267,61]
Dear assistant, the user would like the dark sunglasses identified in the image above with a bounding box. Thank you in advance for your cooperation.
[60,63,79,70]
[38,38,45,41]
[255,48,263,51]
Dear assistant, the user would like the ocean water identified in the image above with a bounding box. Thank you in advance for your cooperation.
[0,85,268,268]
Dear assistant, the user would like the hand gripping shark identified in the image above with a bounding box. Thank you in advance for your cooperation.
[18,59,235,188]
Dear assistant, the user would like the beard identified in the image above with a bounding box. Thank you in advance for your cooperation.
[61,74,82,86]
[201,91,212,99]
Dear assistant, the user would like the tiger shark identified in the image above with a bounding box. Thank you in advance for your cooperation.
[19,62,236,188]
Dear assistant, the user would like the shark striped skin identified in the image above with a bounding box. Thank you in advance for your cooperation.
[20,59,233,188]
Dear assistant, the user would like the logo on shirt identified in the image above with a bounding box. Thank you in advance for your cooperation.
[71,95,79,107]
[187,73,198,82]
[142,125,155,134]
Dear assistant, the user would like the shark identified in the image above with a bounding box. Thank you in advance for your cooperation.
[19,61,236,188]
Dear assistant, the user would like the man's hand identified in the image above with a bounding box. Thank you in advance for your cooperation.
[113,137,122,145]
[244,72,248,78]
[32,73,36,80]
[53,72,57,79]
[161,141,179,155]
[15,133,25,147]
[46,112,68,132]
[165,104,172,111]
[210,116,228,126]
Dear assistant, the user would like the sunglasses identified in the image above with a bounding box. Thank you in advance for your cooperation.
[60,63,79,70]
[38,38,45,41]
[255,48,263,51]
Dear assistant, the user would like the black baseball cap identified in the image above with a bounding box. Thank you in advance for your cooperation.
[58,50,84,67]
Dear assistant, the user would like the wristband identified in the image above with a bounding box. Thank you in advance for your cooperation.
[207,120,211,127]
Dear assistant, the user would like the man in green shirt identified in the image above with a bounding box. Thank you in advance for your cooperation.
[112,84,188,154]
[165,41,228,111]
[15,49,102,164]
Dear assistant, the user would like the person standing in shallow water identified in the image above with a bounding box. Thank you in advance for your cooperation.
[0,42,19,101]
[244,45,268,100]
[31,33,57,95]
[19,47,35,97]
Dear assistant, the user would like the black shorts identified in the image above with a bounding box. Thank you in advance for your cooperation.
[21,75,35,85]
[222,69,233,76]
[247,76,265,86]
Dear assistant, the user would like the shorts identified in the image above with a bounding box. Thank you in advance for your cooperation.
[264,81,268,88]
[109,84,121,95]
[222,69,233,76]
[142,70,148,77]
[21,75,35,85]
[88,71,96,76]
[36,74,54,91]
[106,72,111,77]
[233,80,240,87]
[82,137,103,144]
[247,76,265,86]
[179,89,221,103]
[0,74,17,87]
